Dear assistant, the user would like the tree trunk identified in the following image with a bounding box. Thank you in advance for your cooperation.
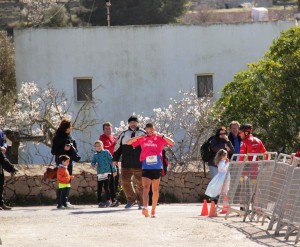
[10,140,20,164]
[5,130,19,164]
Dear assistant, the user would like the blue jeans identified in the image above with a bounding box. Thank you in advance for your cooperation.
[208,165,218,179]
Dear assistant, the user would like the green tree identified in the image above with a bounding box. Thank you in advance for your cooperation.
[79,0,187,26]
[213,26,300,153]
[41,5,70,27]
[0,31,16,116]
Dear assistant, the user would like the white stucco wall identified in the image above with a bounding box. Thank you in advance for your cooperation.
[14,22,294,163]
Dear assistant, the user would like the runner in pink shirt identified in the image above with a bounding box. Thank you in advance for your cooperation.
[127,123,174,218]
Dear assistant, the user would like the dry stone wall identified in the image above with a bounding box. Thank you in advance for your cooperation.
[3,164,211,203]
[160,172,211,202]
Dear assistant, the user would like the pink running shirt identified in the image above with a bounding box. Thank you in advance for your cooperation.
[132,135,169,161]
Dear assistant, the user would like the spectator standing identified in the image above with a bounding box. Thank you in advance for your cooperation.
[51,119,80,175]
[0,149,18,210]
[127,123,174,218]
[205,149,230,200]
[91,140,117,208]
[228,121,241,160]
[208,127,234,179]
[113,116,146,209]
[238,124,267,209]
[238,124,267,180]
[56,155,74,209]
[51,118,80,207]
[99,122,119,207]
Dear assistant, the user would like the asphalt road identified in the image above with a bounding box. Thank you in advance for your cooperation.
[0,204,297,247]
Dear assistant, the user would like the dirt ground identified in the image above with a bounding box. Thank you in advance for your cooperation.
[0,203,298,247]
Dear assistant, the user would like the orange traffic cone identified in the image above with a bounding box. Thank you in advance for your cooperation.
[219,196,229,214]
[200,199,208,216]
[209,201,217,217]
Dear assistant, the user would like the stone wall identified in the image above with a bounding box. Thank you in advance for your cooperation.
[3,164,98,201]
[3,164,211,203]
[160,172,211,203]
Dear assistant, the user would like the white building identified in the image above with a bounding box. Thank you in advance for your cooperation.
[14,21,294,163]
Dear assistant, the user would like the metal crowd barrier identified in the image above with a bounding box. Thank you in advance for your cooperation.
[216,152,277,220]
[272,157,300,244]
[213,153,300,244]
[248,153,293,225]
[267,154,295,231]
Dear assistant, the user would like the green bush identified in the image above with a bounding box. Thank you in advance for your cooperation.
[69,192,97,205]
[7,194,54,206]
[116,186,127,204]
[159,192,179,203]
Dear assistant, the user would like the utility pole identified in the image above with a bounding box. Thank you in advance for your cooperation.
[106,0,111,27]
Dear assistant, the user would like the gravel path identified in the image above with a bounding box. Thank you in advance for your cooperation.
[0,204,297,247]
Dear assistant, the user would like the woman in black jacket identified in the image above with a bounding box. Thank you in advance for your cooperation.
[208,126,234,179]
[51,119,80,175]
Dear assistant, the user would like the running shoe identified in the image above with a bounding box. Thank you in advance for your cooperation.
[124,201,136,209]
[142,208,150,217]
[110,201,120,207]
[66,202,74,207]
[151,209,156,218]
[105,201,112,207]
[0,204,12,210]
[138,205,143,210]
[57,205,66,209]
[98,202,106,208]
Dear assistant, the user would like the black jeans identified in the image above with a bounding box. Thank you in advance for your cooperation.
[98,178,110,203]
[0,185,4,206]
[109,167,119,202]
[57,187,69,207]
[0,172,4,205]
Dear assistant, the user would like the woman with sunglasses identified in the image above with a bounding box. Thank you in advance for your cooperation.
[207,126,234,204]
[208,126,234,179]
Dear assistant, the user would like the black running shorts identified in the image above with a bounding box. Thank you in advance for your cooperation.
[142,169,162,180]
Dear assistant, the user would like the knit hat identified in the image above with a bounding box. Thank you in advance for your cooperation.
[128,115,139,123]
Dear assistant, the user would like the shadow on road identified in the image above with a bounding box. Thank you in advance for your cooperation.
[193,215,296,247]
[70,208,131,215]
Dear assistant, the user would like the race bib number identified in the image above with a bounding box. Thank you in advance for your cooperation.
[146,155,158,165]
[97,173,110,181]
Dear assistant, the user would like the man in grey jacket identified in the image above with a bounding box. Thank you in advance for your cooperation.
[113,116,146,209]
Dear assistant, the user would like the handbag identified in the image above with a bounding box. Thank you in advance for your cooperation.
[43,156,58,181]
[69,145,81,162]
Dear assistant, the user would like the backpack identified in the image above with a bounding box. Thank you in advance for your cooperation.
[200,136,215,162]
[43,166,58,180]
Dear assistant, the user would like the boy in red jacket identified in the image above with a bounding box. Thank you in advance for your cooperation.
[57,155,74,209]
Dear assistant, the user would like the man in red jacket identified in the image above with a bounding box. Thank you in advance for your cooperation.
[99,122,119,207]
[239,124,267,159]
[99,122,116,155]
[238,124,267,210]
[239,124,267,178]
